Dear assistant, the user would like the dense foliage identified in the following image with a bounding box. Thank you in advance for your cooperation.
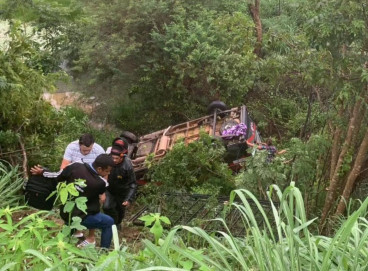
[1,174,368,270]
[66,0,257,132]
[148,132,235,196]
[1,0,368,266]
[0,0,84,72]
[0,22,116,171]
[0,22,64,168]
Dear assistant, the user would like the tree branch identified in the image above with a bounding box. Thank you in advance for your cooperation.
[18,137,29,180]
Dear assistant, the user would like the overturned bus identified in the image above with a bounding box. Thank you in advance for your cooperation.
[121,102,262,184]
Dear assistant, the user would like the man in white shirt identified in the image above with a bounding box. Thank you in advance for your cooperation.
[61,133,105,169]
[59,133,105,243]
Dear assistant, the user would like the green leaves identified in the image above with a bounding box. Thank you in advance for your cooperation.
[67,184,79,196]
[132,5,256,121]
[63,201,75,213]
[0,207,95,269]
[148,132,234,196]
[75,197,88,215]
[59,183,69,204]
[53,179,88,232]
[54,180,84,205]
[139,213,171,245]
[65,0,259,134]
[0,161,23,208]
[1,184,368,270]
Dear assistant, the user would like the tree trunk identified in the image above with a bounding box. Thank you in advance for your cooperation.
[300,90,313,140]
[351,103,366,149]
[319,98,362,230]
[248,0,262,57]
[18,137,29,180]
[335,127,368,215]
[329,105,344,181]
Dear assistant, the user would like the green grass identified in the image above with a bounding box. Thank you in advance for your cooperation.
[1,174,368,270]
[137,183,368,270]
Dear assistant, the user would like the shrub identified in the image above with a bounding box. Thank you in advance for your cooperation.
[0,160,24,208]
[148,132,235,196]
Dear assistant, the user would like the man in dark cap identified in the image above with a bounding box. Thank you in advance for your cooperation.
[104,138,137,227]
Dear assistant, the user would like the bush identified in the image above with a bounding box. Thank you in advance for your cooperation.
[148,132,235,196]
[0,161,24,208]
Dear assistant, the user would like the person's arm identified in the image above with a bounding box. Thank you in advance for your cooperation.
[122,178,137,206]
[277,149,287,155]
[246,140,263,150]
[246,140,255,148]
[60,159,71,170]
[30,165,64,179]
[95,143,106,155]
[60,142,74,169]
[122,160,137,206]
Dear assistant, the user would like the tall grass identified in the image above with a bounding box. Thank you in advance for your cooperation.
[135,183,368,270]
[2,181,367,270]
[0,160,24,208]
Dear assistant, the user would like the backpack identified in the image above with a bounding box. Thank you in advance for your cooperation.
[24,175,58,211]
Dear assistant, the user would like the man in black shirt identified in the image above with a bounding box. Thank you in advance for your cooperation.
[31,154,115,248]
[104,138,137,226]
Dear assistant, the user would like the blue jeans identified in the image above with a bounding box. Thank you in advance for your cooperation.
[81,212,114,248]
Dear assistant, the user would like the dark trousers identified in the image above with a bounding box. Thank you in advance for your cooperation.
[103,191,126,225]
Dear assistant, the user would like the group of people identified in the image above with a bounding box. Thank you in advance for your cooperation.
[30,133,137,249]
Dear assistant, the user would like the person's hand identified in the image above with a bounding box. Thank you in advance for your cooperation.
[122,201,130,206]
[30,165,44,175]
[99,193,106,204]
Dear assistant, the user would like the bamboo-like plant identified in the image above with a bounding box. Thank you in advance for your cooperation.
[135,183,368,271]
[0,160,24,208]
[1,182,368,270]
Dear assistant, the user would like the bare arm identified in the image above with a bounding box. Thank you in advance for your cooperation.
[246,140,263,150]
[277,149,287,155]
[60,159,71,170]
[246,140,255,147]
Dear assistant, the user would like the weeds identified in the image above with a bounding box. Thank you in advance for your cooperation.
[0,160,24,208]
[1,183,368,270]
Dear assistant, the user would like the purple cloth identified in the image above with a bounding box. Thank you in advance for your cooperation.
[221,123,247,139]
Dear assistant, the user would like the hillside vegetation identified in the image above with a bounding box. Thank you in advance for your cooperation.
[0,1,368,267]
